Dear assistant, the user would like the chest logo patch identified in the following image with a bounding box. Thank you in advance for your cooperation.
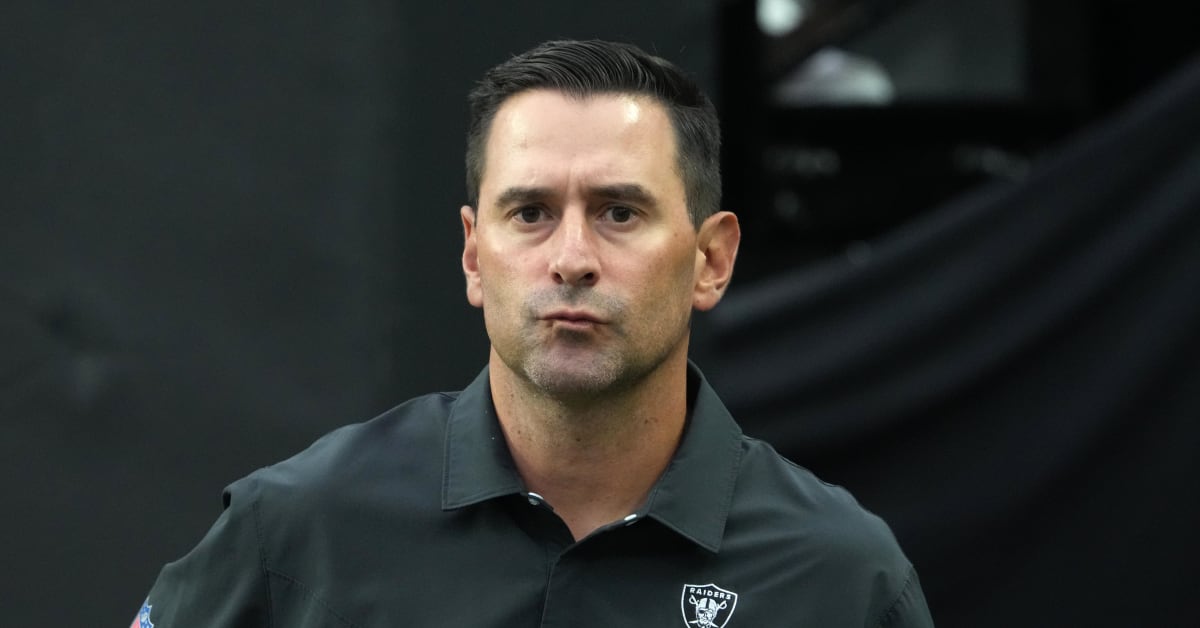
[681,583,738,627]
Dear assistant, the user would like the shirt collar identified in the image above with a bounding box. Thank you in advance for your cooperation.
[642,362,744,552]
[441,367,525,508]
[441,362,744,553]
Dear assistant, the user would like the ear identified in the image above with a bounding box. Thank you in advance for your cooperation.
[692,211,740,312]
[461,205,484,308]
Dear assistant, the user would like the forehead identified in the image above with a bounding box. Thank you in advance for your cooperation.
[479,89,682,199]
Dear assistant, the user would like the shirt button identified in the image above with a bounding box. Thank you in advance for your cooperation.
[623,514,638,525]
[526,492,545,506]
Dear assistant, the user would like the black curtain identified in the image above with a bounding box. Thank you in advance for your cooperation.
[697,52,1200,628]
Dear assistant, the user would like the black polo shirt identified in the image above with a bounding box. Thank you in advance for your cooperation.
[138,364,932,627]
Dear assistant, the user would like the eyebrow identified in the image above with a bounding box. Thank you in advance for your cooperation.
[593,183,658,208]
[493,183,659,209]
[494,186,553,209]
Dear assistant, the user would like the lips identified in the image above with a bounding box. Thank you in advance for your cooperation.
[540,309,606,325]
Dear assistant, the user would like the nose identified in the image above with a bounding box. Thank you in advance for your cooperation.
[548,210,600,287]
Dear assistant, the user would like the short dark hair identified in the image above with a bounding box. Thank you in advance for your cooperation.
[465,39,721,227]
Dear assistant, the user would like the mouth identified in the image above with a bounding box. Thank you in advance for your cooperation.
[540,309,606,327]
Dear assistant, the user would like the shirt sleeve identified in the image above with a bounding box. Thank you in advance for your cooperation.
[877,566,935,628]
[133,479,270,627]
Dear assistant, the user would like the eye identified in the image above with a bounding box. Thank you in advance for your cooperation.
[514,206,546,224]
[605,205,637,223]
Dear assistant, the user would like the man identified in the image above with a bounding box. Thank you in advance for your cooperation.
[133,39,933,627]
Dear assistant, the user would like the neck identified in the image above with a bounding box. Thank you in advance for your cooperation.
[489,347,690,541]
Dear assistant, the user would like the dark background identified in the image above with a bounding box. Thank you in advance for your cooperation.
[3,1,1197,626]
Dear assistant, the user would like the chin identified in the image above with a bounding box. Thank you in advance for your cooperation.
[524,360,623,399]
[521,346,670,402]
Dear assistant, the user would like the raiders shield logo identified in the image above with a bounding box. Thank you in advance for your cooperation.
[681,583,738,627]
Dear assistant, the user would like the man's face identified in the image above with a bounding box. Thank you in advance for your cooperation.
[461,89,718,399]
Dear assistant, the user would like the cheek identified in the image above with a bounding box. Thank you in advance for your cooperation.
[478,278,521,341]
[629,248,696,310]
[476,251,528,311]
[663,241,699,291]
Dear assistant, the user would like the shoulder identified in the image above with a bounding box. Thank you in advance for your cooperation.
[732,434,912,575]
[143,391,462,625]
[727,436,926,624]
[227,390,457,518]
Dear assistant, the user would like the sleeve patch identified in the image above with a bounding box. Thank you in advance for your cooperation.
[131,599,154,628]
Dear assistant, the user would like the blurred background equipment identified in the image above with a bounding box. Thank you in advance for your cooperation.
[720,0,1197,282]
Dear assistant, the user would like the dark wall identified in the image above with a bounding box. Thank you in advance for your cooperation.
[1,2,717,624]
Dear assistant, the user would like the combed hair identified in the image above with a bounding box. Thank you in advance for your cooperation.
[465,39,721,226]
